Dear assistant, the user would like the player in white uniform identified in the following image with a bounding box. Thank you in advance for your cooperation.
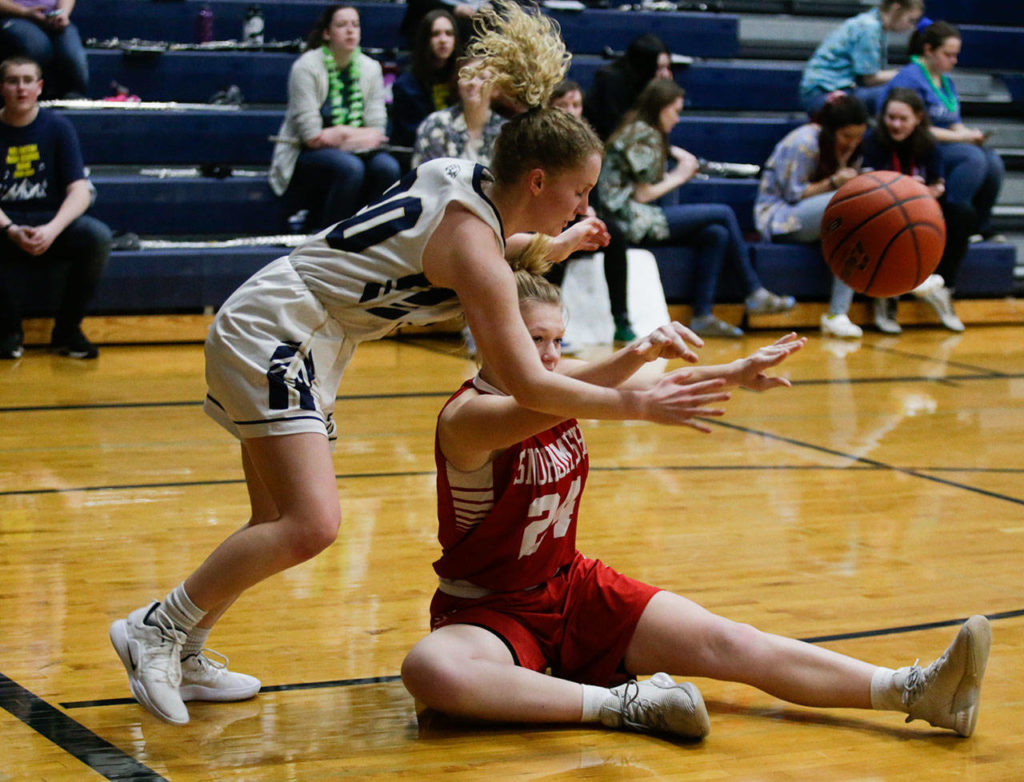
[108,2,727,726]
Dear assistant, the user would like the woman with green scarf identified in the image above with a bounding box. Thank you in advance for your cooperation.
[270,5,401,230]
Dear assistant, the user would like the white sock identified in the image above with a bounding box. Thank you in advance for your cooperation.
[156,582,206,634]
[181,627,210,660]
[580,684,611,723]
[869,666,906,712]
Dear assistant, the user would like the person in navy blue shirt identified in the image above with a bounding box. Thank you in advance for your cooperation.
[0,56,110,359]
[887,20,1005,241]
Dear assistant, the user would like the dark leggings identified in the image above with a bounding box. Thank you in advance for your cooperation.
[0,214,112,334]
[548,215,630,321]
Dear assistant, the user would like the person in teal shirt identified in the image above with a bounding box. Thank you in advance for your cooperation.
[799,0,923,115]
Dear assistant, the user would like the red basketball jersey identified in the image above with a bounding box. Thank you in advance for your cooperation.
[433,376,589,591]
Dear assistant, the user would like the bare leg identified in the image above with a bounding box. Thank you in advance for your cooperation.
[623,591,874,709]
[402,624,584,722]
[184,432,341,612]
[194,443,282,631]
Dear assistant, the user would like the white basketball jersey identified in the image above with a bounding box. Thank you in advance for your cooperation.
[288,158,505,341]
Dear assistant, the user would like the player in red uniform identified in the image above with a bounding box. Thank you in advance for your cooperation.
[401,271,991,739]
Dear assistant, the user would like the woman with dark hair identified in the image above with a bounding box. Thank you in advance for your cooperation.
[887,19,1005,242]
[861,87,968,333]
[600,79,795,338]
[799,0,924,115]
[269,5,401,230]
[584,34,672,141]
[755,92,869,338]
[390,9,460,149]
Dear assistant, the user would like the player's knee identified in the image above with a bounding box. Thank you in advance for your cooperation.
[705,619,762,662]
[287,509,341,562]
[401,645,467,709]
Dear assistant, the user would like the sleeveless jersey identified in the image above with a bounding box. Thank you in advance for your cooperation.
[288,158,505,342]
[434,376,589,592]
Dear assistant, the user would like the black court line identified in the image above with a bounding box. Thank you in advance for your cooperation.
[707,418,1024,507]
[866,343,1012,377]
[58,609,1024,713]
[0,672,165,780]
[0,390,452,414]
[3,460,1023,500]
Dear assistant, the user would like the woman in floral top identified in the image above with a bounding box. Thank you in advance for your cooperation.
[412,56,506,168]
[599,79,794,338]
[754,93,869,339]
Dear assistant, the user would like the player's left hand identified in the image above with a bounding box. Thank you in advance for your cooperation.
[549,216,610,261]
[629,321,702,364]
[734,332,806,391]
[19,224,59,256]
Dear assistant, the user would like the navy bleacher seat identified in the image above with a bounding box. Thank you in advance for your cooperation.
[569,56,803,112]
[670,116,803,166]
[86,49,294,104]
[73,1,406,51]
[922,0,1024,28]
[957,26,1024,71]
[65,109,283,165]
[91,175,284,235]
[547,9,738,59]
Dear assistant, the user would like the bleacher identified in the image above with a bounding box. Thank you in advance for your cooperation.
[23,0,1023,338]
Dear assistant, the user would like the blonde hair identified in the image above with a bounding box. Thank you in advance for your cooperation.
[462,1,569,111]
[514,268,562,308]
[506,234,556,276]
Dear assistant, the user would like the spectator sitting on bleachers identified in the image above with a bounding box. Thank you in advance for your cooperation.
[0,56,110,360]
[583,33,671,142]
[886,19,1005,243]
[0,0,88,98]
[390,9,460,150]
[269,4,401,231]
[545,79,635,343]
[412,55,505,168]
[861,87,967,333]
[755,92,868,339]
[599,79,795,339]
[799,0,923,116]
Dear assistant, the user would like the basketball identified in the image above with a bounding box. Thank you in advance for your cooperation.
[820,171,946,297]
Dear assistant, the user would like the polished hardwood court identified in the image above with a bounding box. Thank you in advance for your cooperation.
[1,326,1022,780]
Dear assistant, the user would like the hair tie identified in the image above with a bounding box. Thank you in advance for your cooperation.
[916,16,933,32]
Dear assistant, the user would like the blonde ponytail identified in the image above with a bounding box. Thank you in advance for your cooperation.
[462,1,569,111]
[506,233,556,276]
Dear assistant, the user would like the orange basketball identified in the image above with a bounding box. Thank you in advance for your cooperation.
[820,171,945,297]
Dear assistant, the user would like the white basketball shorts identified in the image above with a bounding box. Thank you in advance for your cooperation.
[203,256,355,444]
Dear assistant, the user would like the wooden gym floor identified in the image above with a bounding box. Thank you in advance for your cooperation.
[1,325,1022,780]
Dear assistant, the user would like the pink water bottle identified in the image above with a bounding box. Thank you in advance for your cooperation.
[195,4,214,44]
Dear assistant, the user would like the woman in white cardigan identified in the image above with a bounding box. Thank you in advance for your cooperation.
[269,5,401,230]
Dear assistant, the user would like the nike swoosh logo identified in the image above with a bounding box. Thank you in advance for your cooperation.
[127,641,138,671]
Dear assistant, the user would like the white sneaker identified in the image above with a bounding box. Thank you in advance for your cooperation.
[180,650,262,702]
[920,286,965,332]
[820,313,863,339]
[599,672,710,739]
[872,298,901,334]
[110,602,189,724]
[901,615,991,737]
[910,274,945,298]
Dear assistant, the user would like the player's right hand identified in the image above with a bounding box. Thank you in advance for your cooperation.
[639,374,730,432]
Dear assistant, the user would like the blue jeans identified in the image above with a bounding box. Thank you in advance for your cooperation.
[0,18,89,96]
[289,147,402,230]
[0,214,112,334]
[771,192,854,315]
[938,143,1004,236]
[656,203,761,317]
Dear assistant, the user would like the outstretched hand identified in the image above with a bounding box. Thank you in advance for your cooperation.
[549,216,610,262]
[640,374,730,432]
[733,333,806,391]
[629,321,703,364]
